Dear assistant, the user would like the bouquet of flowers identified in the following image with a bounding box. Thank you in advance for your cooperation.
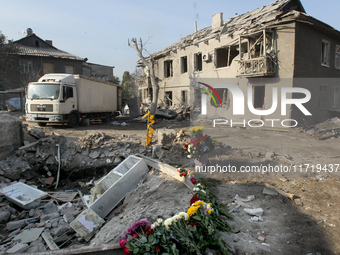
[183,126,216,159]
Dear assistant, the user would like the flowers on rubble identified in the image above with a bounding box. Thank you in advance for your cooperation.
[183,126,215,159]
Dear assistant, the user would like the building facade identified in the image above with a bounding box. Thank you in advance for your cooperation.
[138,0,340,126]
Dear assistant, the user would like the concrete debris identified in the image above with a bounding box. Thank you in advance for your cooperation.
[157,128,177,146]
[262,187,279,196]
[306,117,340,140]
[6,243,29,253]
[244,208,264,217]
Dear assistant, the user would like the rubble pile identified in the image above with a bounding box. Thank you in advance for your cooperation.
[307,117,340,140]
[0,187,85,253]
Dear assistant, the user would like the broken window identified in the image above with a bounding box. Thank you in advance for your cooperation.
[209,88,229,109]
[321,40,330,67]
[335,45,340,70]
[20,60,33,74]
[332,87,340,108]
[194,53,202,71]
[253,86,265,109]
[180,56,188,74]
[165,91,172,106]
[318,85,327,109]
[215,45,238,68]
[181,90,188,104]
[164,60,173,78]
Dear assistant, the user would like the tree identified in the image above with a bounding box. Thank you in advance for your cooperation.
[0,32,18,90]
[111,75,120,84]
[121,71,138,99]
[128,38,158,115]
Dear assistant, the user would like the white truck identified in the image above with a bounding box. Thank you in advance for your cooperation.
[25,73,122,127]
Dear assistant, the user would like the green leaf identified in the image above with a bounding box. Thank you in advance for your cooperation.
[148,234,155,243]
[139,236,147,243]
[133,247,140,254]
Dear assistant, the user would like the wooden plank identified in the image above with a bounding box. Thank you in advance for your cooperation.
[263,183,295,200]
[47,192,78,203]
[42,231,59,250]
[137,154,194,191]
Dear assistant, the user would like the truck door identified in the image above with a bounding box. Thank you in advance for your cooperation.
[61,85,76,114]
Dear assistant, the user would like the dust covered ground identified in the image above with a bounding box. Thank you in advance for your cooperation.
[0,115,339,254]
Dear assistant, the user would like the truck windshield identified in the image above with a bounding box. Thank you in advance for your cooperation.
[27,84,60,100]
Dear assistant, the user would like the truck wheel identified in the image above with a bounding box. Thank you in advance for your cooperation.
[67,113,79,128]
[103,113,111,123]
[37,122,47,127]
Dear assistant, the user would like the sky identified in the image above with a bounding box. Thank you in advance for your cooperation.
[1,0,340,81]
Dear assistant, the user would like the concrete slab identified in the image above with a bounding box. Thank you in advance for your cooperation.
[13,227,45,243]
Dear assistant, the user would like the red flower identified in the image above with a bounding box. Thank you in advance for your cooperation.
[190,177,197,185]
[155,246,160,253]
[190,193,200,205]
[119,239,126,247]
[146,226,153,236]
[190,222,200,227]
[132,233,138,239]
[124,247,130,255]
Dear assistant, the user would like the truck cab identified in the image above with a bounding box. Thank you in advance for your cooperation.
[26,74,78,127]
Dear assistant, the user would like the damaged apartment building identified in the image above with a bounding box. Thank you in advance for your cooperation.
[138,0,340,126]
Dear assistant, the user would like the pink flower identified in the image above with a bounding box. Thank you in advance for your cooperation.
[119,239,126,247]
[124,246,129,255]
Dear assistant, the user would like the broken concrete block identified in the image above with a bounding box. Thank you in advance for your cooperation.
[294,198,303,207]
[262,187,279,196]
[29,208,35,217]
[63,213,75,223]
[244,208,263,217]
[42,202,58,214]
[54,225,70,237]
[6,243,29,254]
[13,227,44,244]
[27,127,45,139]
[0,210,10,223]
[40,212,60,221]
[6,219,26,231]
[0,114,22,160]
[250,216,263,222]
[157,129,176,146]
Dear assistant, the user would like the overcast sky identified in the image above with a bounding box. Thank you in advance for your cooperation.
[1,0,339,81]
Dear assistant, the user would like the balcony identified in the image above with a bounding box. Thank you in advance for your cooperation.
[238,56,275,77]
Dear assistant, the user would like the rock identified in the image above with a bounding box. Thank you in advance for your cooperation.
[114,156,123,164]
[89,150,100,159]
[244,208,264,217]
[26,245,39,253]
[157,129,176,146]
[250,216,263,222]
[52,222,58,228]
[0,210,10,224]
[258,236,266,242]
[8,228,21,237]
[29,209,35,217]
[6,219,26,231]
[265,151,275,161]
[42,203,58,215]
[6,243,29,254]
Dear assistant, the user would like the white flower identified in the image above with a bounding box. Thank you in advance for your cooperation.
[164,218,173,230]
[173,215,181,221]
[157,218,163,224]
[193,187,199,192]
[178,212,189,221]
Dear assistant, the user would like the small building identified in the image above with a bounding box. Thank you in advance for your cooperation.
[6,28,85,90]
[83,62,116,83]
[138,0,340,126]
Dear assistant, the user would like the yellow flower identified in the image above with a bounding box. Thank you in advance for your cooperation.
[189,126,204,132]
[208,209,211,214]
[187,201,205,219]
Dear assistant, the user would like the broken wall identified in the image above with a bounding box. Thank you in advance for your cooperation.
[0,113,22,160]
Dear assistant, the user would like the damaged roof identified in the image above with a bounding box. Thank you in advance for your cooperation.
[16,45,85,61]
[148,0,338,59]
[14,33,85,61]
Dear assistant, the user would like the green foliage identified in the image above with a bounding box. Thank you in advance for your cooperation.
[121,71,138,99]
[0,32,18,90]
